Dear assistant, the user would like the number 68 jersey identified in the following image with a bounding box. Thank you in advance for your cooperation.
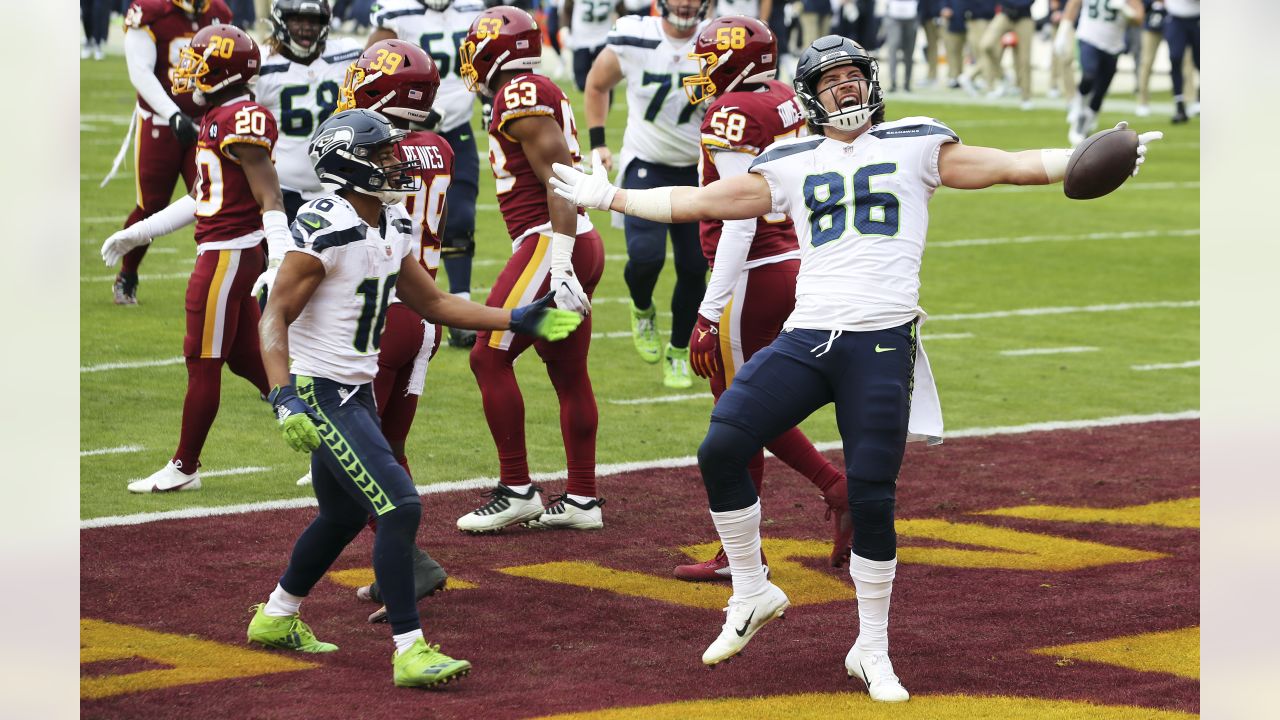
[194,99,279,248]
[287,196,415,386]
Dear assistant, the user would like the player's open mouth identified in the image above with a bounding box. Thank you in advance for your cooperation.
[839,95,861,108]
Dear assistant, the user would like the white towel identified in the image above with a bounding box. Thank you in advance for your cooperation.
[405,319,435,396]
[907,311,944,445]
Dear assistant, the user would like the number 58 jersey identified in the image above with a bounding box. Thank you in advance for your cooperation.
[287,196,415,386]
[748,117,960,332]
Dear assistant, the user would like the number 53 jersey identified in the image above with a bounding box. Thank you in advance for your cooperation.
[194,99,279,248]
[287,196,415,386]
[748,117,960,332]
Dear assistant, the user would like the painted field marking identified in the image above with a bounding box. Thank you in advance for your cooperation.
[931,228,1198,249]
[932,299,1198,322]
[999,346,1098,356]
[936,180,1197,195]
[117,466,271,487]
[80,445,144,458]
[1032,627,1200,680]
[976,497,1199,529]
[925,332,974,340]
[607,393,712,406]
[81,357,184,373]
[1132,360,1200,371]
[82,271,191,284]
[80,410,1200,529]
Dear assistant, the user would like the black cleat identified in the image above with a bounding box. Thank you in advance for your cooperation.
[447,327,477,348]
[113,272,139,305]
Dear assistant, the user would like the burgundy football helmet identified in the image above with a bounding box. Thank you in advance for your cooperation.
[171,25,261,96]
[684,16,777,105]
[338,40,441,124]
[458,6,542,95]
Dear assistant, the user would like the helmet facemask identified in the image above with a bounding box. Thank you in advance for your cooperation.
[270,1,331,63]
[660,0,710,31]
[797,58,883,133]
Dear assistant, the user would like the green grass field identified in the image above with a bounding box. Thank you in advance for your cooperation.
[79,55,1199,520]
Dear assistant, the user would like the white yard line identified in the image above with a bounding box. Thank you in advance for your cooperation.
[80,357,184,373]
[606,393,712,405]
[936,180,1197,195]
[923,333,974,340]
[81,410,1199,529]
[80,445,144,458]
[1132,360,1200,371]
[999,346,1098,356]
[931,299,1198,322]
[931,228,1198,249]
[82,272,191,283]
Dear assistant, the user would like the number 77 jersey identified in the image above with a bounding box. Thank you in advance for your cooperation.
[747,116,960,332]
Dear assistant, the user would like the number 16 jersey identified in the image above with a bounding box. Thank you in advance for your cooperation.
[748,117,959,332]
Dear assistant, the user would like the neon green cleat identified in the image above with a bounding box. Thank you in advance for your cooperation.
[246,603,338,653]
[393,638,472,688]
[663,344,693,389]
[630,302,661,364]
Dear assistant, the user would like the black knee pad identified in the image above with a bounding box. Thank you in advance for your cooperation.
[441,231,475,258]
[698,421,761,512]
[848,478,897,561]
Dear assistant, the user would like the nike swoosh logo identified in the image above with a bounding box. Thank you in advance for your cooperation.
[301,217,322,229]
[735,608,756,637]
[458,134,471,141]
[875,345,896,353]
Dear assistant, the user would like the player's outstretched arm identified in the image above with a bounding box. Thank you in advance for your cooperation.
[550,152,773,222]
[939,122,1161,190]
[99,193,197,265]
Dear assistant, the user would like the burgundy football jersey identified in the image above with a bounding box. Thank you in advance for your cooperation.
[124,0,234,118]
[699,80,806,265]
[192,99,278,245]
[398,130,455,280]
[487,73,585,241]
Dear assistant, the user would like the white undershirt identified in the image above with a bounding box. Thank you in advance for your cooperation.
[125,29,180,121]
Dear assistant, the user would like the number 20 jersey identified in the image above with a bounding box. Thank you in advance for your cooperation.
[193,99,279,247]
[748,117,959,332]
[287,196,415,385]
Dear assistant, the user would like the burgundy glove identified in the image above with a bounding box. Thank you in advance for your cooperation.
[688,314,721,380]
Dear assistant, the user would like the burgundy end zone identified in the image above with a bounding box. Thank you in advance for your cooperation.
[81,421,1199,718]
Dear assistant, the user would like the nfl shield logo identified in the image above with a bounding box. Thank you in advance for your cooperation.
[384,245,392,257]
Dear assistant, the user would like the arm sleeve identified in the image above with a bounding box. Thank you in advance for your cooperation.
[699,151,755,322]
[124,28,181,120]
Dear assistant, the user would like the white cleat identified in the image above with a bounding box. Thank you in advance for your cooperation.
[701,583,789,666]
[1135,103,1151,118]
[127,461,201,493]
[845,644,910,702]
[456,484,545,532]
[296,471,312,487]
[525,495,605,530]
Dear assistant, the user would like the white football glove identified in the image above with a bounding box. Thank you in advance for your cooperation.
[1115,121,1164,177]
[252,262,279,302]
[551,269,591,316]
[100,229,150,267]
[1052,21,1071,57]
[549,150,618,211]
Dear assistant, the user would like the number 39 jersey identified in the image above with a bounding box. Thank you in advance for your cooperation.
[488,73,589,243]
[370,0,484,134]
[699,80,805,265]
[749,117,960,332]
[606,14,710,166]
[287,196,415,385]
[193,99,279,247]
[256,39,364,196]
[397,129,455,282]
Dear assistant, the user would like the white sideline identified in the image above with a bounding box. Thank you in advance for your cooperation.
[81,357,184,373]
[999,346,1098,356]
[1133,360,1200,371]
[80,445,144,457]
[607,393,712,406]
[80,410,1199,529]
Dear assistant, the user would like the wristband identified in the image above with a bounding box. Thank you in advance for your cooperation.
[589,126,606,149]
[262,209,290,262]
[622,187,674,224]
[1040,149,1073,183]
[550,232,576,273]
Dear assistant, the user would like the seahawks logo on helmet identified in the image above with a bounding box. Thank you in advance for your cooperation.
[308,109,422,202]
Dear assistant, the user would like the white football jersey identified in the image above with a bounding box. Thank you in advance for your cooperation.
[607,15,710,166]
[257,38,364,196]
[569,0,613,50]
[749,117,960,332]
[370,0,484,133]
[714,0,761,18]
[287,195,414,385]
[1164,0,1198,17]
[1076,0,1130,55]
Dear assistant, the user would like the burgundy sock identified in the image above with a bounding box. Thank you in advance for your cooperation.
[172,358,223,472]
[766,427,843,493]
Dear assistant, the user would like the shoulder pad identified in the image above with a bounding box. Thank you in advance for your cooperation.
[292,198,366,253]
[749,136,824,171]
[868,117,959,141]
[371,0,422,26]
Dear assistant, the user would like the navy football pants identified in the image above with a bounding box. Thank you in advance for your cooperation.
[440,122,480,295]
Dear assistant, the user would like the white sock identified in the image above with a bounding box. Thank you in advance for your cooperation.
[264,584,303,618]
[451,291,471,302]
[566,493,594,505]
[710,500,768,598]
[505,483,533,497]
[394,629,424,656]
[849,554,897,653]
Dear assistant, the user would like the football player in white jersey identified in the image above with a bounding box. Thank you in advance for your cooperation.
[551,35,1163,702]
[562,0,616,91]
[368,0,487,347]
[248,108,581,687]
[1058,0,1143,145]
[256,0,364,221]
[584,0,712,389]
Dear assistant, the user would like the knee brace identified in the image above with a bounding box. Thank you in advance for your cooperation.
[698,421,762,512]
[440,231,475,258]
[848,477,897,562]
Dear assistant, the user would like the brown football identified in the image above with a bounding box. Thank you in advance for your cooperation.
[1063,127,1139,200]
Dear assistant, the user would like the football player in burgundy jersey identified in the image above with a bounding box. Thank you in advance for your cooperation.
[112,0,233,304]
[332,39,456,621]
[454,7,607,532]
[101,25,285,494]
[673,16,853,583]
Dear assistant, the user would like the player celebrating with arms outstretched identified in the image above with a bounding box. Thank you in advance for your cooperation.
[551,35,1162,701]
[246,109,580,687]
[454,6,607,533]
[101,25,280,494]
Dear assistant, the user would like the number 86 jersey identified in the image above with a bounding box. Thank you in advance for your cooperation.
[748,116,960,333]
[194,99,279,248]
